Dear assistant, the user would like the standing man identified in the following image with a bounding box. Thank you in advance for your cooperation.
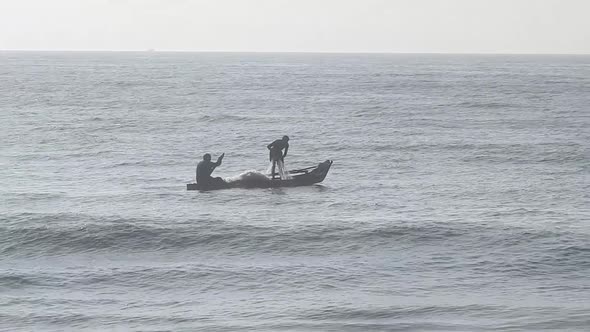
[267,136,289,179]
[197,153,225,187]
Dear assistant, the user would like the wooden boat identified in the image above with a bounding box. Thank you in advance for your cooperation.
[187,160,333,191]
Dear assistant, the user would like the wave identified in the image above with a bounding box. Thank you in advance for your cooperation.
[456,101,518,109]
[301,304,507,320]
[2,214,587,267]
[198,114,252,123]
[1,306,588,331]
[389,142,588,164]
[295,305,590,330]
[0,274,42,289]
[459,143,588,164]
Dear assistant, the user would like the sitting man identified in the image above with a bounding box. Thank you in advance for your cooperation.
[196,153,225,187]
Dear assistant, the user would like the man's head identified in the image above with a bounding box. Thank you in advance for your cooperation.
[282,135,290,142]
[203,153,211,161]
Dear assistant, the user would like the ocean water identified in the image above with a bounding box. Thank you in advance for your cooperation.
[0,52,589,331]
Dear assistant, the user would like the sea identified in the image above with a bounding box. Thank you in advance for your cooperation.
[0,52,589,331]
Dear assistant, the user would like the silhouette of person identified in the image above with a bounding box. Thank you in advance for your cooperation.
[197,153,224,186]
[267,136,289,179]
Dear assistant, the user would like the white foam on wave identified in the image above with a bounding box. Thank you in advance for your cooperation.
[224,170,271,183]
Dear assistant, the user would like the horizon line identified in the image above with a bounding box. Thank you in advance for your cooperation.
[1,49,589,56]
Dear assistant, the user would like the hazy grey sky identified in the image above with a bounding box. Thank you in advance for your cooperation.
[1,0,588,53]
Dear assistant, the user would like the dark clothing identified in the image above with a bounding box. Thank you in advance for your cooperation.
[196,160,221,185]
[267,139,289,162]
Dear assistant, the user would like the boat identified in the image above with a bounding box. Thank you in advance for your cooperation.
[187,160,333,191]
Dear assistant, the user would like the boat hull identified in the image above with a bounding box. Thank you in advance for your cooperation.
[187,160,332,191]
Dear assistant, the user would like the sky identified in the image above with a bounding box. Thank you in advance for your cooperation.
[0,0,588,54]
